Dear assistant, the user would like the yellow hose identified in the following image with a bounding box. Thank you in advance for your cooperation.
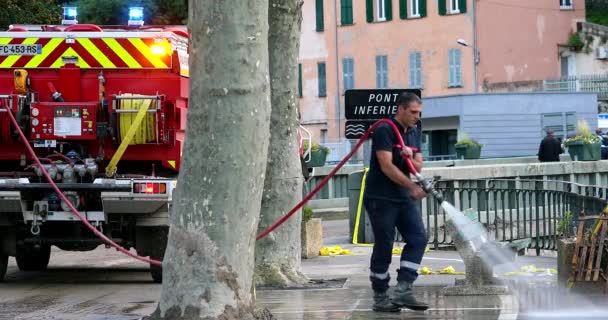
[353,168,373,247]
[119,93,156,144]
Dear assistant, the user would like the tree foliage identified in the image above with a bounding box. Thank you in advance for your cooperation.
[0,0,187,30]
[0,0,62,30]
[587,0,608,26]
[77,0,186,25]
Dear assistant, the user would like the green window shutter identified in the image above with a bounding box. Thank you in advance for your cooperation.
[459,0,467,13]
[298,63,303,98]
[438,0,446,15]
[318,62,326,97]
[341,0,353,25]
[316,0,324,31]
[420,0,427,17]
[399,0,407,19]
[366,0,374,23]
[385,0,393,21]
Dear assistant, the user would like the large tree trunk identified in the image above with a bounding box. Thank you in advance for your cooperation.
[147,1,271,319]
[254,0,307,287]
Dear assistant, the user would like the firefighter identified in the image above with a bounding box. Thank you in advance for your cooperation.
[364,92,429,312]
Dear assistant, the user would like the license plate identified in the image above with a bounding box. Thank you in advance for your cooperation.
[0,44,42,56]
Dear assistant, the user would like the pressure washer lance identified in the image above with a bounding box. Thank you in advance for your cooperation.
[415,170,515,265]
[414,173,444,204]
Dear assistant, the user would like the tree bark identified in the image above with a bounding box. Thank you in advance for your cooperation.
[147,1,272,319]
[254,0,307,287]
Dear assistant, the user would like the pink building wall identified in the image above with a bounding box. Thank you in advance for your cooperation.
[476,0,585,86]
[299,0,585,143]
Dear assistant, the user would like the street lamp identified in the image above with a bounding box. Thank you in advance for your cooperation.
[456,39,479,64]
[457,38,480,93]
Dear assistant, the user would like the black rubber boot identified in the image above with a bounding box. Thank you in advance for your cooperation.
[372,290,401,312]
[391,281,429,311]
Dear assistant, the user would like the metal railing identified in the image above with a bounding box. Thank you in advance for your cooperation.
[424,179,608,255]
[543,74,608,99]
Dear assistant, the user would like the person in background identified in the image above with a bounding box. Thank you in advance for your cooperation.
[597,129,608,160]
[538,128,562,162]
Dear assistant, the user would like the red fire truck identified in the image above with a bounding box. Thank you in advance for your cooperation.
[0,16,190,282]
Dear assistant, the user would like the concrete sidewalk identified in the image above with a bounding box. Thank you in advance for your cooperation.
[1,219,607,319]
[257,219,564,319]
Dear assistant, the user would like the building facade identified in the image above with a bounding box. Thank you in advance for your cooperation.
[299,0,585,159]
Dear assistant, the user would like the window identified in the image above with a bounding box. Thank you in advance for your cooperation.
[298,63,303,98]
[376,55,388,88]
[448,48,462,87]
[410,0,420,17]
[343,58,355,93]
[368,0,392,23]
[316,0,324,31]
[377,0,386,21]
[341,0,353,25]
[409,52,422,88]
[450,0,459,14]
[560,0,573,10]
[317,62,326,97]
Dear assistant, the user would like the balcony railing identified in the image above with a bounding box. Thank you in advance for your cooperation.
[484,74,608,99]
[544,75,608,99]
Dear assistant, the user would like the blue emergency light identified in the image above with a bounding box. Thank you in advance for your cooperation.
[62,7,78,25]
[128,7,144,26]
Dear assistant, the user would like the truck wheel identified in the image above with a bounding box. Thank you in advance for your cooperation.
[150,227,168,283]
[150,261,162,283]
[0,252,7,282]
[15,245,51,271]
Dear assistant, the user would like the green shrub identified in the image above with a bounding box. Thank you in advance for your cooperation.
[455,133,483,147]
[302,206,314,223]
[303,141,330,154]
[558,211,574,238]
[567,32,585,50]
[564,120,601,146]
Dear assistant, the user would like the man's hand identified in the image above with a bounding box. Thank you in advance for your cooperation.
[400,146,414,158]
[408,185,427,200]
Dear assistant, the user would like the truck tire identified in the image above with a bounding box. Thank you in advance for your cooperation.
[15,245,51,271]
[0,252,7,282]
[150,261,163,283]
[146,227,168,283]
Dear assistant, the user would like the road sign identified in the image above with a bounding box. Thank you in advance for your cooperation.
[345,89,421,120]
[344,89,422,139]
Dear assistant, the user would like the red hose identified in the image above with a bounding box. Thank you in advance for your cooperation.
[256,119,415,240]
[2,103,161,265]
[3,97,413,265]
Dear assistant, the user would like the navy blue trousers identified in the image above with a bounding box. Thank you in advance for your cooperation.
[365,197,428,292]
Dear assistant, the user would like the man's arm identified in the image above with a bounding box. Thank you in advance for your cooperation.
[538,139,545,161]
[410,152,423,173]
[376,150,426,199]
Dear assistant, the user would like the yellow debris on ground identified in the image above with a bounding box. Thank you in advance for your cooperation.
[502,265,557,276]
[319,246,354,256]
[391,246,431,255]
[438,266,465,275]
[417,266,465,275]
[420,266,435,275]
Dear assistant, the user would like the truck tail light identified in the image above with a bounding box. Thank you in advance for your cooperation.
[133,182,167,194]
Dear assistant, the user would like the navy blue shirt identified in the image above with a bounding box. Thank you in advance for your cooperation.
[365,118,421,203]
